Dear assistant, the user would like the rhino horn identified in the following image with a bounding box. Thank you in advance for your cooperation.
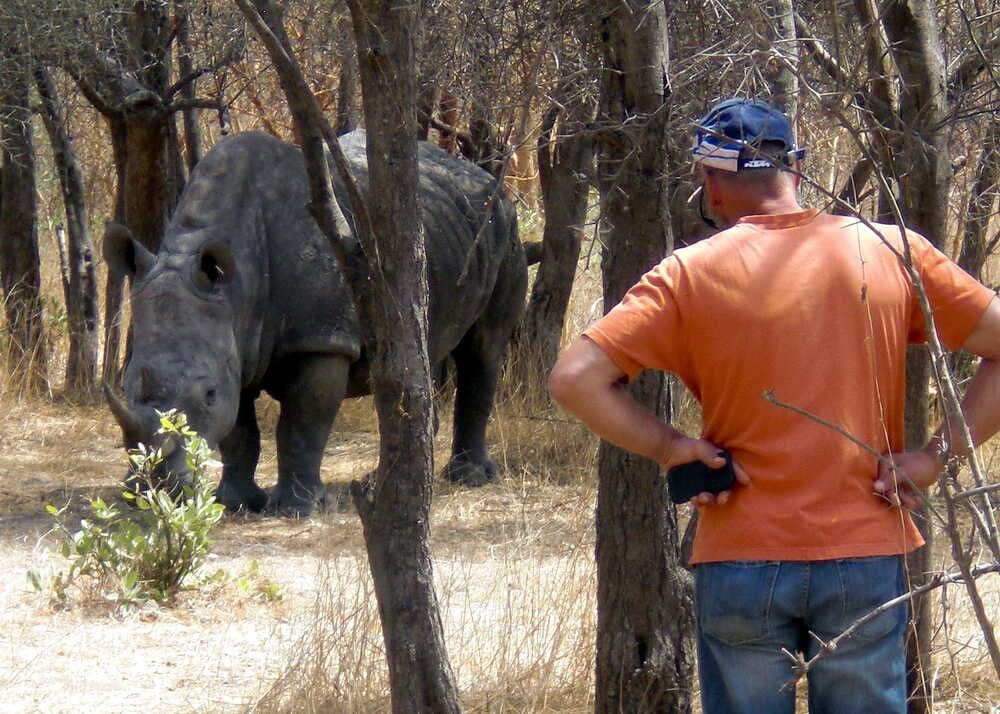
[104,381,143,443]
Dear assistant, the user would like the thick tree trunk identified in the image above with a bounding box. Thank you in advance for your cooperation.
[0,57,48,393]
[345,1,462,712]
[100,108,172,384]
[882,3,951,711]
[594,3,694,712]
[514,98,594,396]
[35,68,100,398]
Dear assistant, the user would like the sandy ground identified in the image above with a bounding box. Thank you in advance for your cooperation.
[2,400,998,713]
[0,400,596,713]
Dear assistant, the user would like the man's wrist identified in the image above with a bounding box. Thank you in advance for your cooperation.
[921,433,950,473]
[653,427,686,467]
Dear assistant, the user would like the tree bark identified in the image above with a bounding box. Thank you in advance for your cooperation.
[0,53,48,393]
[335,17,360,137]
[175,0,203,171]
[762,0,798,120]
[35,67,100,398]
[514,96,594,396]
[346,1,462,711]
[882,3,952,710]
[594,3,694,712]
[64,1,178,384]
[958,122,1000,283]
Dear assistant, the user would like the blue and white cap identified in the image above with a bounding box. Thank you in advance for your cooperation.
[692,98,806,172]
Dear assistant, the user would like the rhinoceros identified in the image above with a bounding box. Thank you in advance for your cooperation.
[103,130,527,516]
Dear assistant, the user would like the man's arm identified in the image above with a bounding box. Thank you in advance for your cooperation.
[549,337,749,505]
[876,296,1000,506]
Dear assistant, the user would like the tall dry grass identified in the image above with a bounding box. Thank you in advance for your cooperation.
[248,533,597,713]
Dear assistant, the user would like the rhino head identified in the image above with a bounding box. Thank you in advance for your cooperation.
[103,222,242,491]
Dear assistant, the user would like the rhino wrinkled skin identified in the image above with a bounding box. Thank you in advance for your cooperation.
[104,131,527,516]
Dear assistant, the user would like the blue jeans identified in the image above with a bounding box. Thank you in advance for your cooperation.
[695,556,908,714]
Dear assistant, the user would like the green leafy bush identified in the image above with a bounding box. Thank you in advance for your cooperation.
[29,410,226,605]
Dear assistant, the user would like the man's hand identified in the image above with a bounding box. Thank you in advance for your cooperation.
[662,436,751,507]
[874,448,942,510]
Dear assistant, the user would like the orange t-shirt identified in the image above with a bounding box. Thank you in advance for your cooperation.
[584,208,995,564]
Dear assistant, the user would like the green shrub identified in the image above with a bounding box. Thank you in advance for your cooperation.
[29,410,226,605]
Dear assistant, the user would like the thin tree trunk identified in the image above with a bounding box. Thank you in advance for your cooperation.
[0,55,48,393]
[35,67,100,398]
[882,3,952,710]
[515,97,594,396]
[958,122,1000,282]
[763,0,798,120]
[594,3,694,711]
[346,1,462,711]
[335,17,360,136]
[102,116,128,384]
[176,0,203,171]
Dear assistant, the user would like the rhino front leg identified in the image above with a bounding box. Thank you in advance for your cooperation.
[268,354,350,517]
[215,391,267,512]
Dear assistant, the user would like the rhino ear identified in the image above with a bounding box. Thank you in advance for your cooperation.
[103,222,156,279]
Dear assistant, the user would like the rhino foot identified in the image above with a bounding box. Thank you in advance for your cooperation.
[215,480,268,513]
[443,454,499,487]
[267,481,327,518]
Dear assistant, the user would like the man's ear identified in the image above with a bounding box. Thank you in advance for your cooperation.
[790,163,803,191]
[103,222,155,279]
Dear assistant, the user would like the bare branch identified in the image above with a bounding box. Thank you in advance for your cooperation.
[780,562,1000,689]
[762,390,945,523]
[165,97,222,113]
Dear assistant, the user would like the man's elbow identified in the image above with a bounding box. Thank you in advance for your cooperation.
[547,356,578,408]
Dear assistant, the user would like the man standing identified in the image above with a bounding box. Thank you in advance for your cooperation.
[549,98,1000,713]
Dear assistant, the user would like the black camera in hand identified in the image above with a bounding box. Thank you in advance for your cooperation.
[667,450,735,504]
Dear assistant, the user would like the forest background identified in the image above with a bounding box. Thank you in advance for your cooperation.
[0,0,998,712]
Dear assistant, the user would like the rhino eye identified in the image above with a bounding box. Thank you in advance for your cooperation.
[194,242,235,291]
[200,253,225,284]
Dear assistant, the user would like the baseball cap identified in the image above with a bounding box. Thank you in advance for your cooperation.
[691,98,806,172]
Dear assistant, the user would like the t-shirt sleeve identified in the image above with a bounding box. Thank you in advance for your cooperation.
[583,258,687,381]
[907,232,996,349]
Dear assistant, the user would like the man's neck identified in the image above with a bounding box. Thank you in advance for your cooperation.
[723,196,804,226]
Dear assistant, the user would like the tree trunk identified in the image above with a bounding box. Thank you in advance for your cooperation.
[882,3,951,711]
[0,55,48,393]
[102,116,128,384]
[175,0,203,171]
[594,3,694,712]
[958,122,1000,283]
[345,1,463,712]
[762,0,798,119]
[35,67,100,398]
[335,17,360,137]
[514,97,594,396]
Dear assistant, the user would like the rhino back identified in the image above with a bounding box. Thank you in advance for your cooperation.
[334,131,521,361]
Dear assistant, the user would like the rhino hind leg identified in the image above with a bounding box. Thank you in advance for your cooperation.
[443,328,503,487]
[444,241,527,487]
[215,392,268,512]
[268,353,350,517]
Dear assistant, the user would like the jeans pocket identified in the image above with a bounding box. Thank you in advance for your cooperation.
[835,555,907,646]
[697,561,780,646]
